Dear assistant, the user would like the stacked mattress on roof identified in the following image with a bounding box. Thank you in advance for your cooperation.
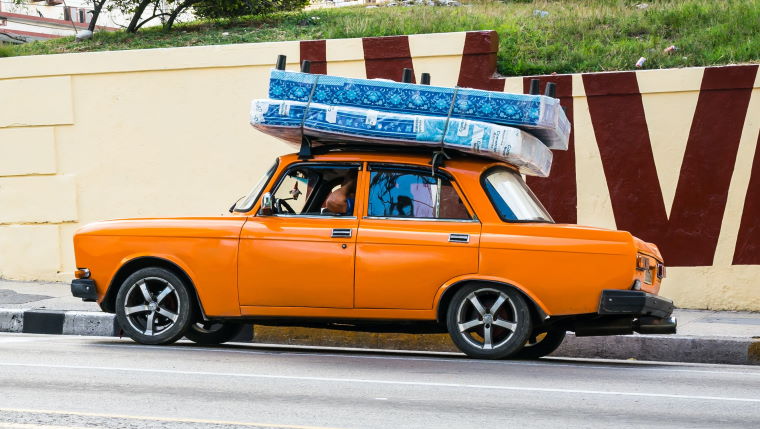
[250,69,571,177]
[251,99,553,177]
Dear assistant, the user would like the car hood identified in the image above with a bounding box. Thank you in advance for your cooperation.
[75,217,247,239]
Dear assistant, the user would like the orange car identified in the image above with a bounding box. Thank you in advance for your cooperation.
[71,147,675,359]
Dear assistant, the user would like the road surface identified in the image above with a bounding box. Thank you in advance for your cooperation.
[1,333,759,428]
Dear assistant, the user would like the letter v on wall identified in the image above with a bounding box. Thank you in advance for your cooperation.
[583,66,757,267]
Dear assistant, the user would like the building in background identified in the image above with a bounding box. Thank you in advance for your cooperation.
[0,0,122,42]
[0,0,190,43]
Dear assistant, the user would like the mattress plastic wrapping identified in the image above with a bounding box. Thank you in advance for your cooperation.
[267,69,571,150]
[250,99,553,177]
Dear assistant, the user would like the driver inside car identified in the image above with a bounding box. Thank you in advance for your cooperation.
[323,175,357,215]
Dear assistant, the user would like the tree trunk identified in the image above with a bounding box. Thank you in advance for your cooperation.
[135,13,170,31]
[126,0,153,33]
[165,0,202,30]
[87,0,107,32]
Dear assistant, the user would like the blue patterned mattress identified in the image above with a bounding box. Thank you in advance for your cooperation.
[251,99,553,177]
[267,70,570,150]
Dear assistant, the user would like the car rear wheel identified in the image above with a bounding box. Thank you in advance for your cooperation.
[446,284,532,359]
[115,267,193,345]
[514,328,566,359]
[184,321,245,345]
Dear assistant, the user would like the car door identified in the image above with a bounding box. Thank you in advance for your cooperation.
[355,164,481,310]
[237,162,361,308]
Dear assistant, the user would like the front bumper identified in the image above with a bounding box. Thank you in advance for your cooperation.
[71,279,98,302]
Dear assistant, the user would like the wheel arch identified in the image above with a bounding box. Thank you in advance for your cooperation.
[102,256,205,319]
[435,278,549,327]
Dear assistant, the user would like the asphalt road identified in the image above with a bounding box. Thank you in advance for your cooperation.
[1,333,759,429]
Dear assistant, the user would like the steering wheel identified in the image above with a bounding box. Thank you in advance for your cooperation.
[276,198,296,214]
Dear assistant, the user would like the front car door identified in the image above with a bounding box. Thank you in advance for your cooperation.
[355,164,481,310]
[238,162,361,308]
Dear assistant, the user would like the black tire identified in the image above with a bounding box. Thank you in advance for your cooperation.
[184,321,245,345]
[514,328,566,360]
[446,284,532,359]
[115,267,193,345]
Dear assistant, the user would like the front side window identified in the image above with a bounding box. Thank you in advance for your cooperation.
[367,167,471,220]
[483,167,553,222]
[270,164,359,216]
[233,160,279,212]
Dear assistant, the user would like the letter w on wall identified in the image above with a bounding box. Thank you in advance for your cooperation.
[583,66,758,267]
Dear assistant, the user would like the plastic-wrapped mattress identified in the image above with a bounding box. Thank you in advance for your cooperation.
[267,70,570,150]
[251,99,553,177]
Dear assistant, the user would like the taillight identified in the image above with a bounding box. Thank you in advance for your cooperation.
[636,255,650,271]
[74,268,90,279]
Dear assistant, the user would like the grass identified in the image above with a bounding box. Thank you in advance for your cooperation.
[2,0,759,76]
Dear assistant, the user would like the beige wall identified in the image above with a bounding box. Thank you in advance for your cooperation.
[1,32,759,310]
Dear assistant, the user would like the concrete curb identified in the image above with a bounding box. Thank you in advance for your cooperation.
[1,308,119,336]
[2,309,758,365]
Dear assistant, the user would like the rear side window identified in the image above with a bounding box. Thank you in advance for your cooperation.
[367,168,471,220]
[483,167,553,222]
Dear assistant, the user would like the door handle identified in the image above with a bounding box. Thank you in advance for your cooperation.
[331,228,352,238]
[449,233,470,243]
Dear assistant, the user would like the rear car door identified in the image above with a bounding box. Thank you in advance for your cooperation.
[355,164,481,310]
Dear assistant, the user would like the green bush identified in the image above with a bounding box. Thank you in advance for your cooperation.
[194,0,309,19]
[0,44,16,58]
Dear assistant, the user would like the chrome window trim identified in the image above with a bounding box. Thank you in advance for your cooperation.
[268,214,358,220]
[363,216,479,223]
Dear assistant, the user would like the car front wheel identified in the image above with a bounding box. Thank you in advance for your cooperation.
[446,284,532,359]
[115,267,193,345]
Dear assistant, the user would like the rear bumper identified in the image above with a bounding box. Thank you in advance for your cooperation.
[71,279,98,302]
[572,290,677,337]
[598,290,674,318]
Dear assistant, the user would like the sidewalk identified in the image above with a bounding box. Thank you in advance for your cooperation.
[2,279,759,364]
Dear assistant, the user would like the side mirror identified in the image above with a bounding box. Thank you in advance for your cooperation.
[259,192,274,216]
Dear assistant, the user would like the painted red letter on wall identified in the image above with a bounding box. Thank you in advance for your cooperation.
[734,130,760,265]
[584,66,757,266]
[523,75,577,224]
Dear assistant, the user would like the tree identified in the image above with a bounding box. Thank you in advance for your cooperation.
[88,0,109,32]
[108,0,309,34]
[193,0,309,20]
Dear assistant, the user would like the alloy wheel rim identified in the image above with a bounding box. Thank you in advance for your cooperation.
[123,277,180,337]
[455,288,518,351]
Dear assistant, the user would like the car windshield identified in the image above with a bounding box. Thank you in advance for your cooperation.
[483,167,553,223]
[233,160,279,212]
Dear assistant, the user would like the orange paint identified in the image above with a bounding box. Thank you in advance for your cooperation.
[73,151,665,320]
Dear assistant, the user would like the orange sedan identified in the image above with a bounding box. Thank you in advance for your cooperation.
[71,148,675,359]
